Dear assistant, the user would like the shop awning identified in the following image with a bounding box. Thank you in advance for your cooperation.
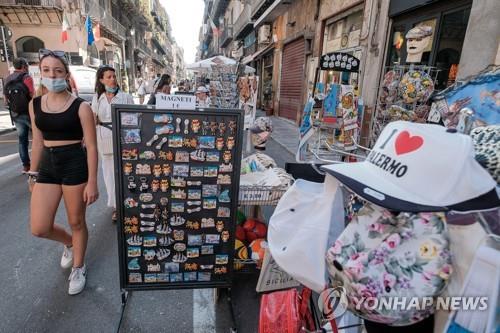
[241,43,274,65]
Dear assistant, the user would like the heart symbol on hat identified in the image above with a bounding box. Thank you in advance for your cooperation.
[395,131,424,155]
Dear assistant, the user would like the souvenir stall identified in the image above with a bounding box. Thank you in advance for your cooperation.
[185,56,256,110]
[260,119,499,333]
[256,62,499,332]
[298,52,366,166]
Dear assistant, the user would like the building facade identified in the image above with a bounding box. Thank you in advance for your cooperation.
[197,0,499,132]
[0,0,184,93]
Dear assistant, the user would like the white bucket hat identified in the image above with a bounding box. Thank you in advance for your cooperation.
[322,121,499,213]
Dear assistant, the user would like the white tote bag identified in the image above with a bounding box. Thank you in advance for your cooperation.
[268,174,344,292]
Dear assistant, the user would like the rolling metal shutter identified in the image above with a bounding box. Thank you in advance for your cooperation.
[279,38,305,121]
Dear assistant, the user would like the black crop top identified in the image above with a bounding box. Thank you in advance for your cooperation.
[34,96,85,141]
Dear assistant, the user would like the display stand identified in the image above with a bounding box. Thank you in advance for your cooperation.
[111,105,244,332]
[300,52,366,164]
[370,64,441,145]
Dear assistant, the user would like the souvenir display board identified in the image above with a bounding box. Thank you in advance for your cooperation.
[112,105,244,290]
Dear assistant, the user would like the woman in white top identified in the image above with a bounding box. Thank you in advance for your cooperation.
[91,65,134,222]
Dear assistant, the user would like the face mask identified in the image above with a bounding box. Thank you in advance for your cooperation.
[105,85,119,93]
[41,77,67,93]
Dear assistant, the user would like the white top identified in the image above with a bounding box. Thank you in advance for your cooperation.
[91,91,134,155]
[91,91,134,123]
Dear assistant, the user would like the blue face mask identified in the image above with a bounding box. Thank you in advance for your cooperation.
[105,85,119,93]
[41,77,67,93]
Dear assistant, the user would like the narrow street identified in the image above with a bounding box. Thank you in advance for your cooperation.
[0,129,293,333]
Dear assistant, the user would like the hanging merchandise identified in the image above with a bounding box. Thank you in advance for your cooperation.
[238,75,260,129]
[258,289,303,333]
[326,203,452,326]
[339,85,359,151]
[323,84,339,124]
[372,65,438,145]
[268,175,344,293]
[296,98,317,162]
[470,125,499,183]
[208,64,239,109]
[398,70,434,104]
[322,121,500,212]
[320,52,360,73]
[429,68,500,128]
[112,105,243,289]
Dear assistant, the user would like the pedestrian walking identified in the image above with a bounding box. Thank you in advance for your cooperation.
[137,78,146,104]
[147,73,171,105]
[92,65,134,222]
[3,57,34,173]
[28,49,98,295]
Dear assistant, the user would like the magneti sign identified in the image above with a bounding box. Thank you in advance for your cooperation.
[156,93,196,110]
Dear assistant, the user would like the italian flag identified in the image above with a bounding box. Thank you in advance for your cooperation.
[61,14,69,43]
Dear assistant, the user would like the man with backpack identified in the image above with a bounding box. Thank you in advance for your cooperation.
[3,58,34,173]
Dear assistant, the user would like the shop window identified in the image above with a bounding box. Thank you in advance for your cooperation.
[434,8,470,89]
[386,3,471,90]
[324,11,363,53]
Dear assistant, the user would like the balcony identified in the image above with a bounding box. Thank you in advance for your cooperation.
[135,36,151,57]
[152,32,166,55]
[233,5,253,40]
[151,52,165,67]
[251,0,292,28]
[219,25,233,48]
[0,0,62,5]
[211,0,230,21]
[85,0,126,40]
[121,0,148,25]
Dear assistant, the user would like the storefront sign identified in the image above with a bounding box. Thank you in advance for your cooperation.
[156,93,196,110]
[320,52,360,72]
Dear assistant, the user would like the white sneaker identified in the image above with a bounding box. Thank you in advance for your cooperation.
[68,265,87,295]
[60,245,73,269]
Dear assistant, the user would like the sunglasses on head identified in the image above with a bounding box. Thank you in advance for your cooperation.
[38,48,66,60]
[99,64,115,70]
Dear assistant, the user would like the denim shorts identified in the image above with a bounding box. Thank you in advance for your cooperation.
[37,143,88,185]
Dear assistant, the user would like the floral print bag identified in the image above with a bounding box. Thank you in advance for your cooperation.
[326,203,452,326]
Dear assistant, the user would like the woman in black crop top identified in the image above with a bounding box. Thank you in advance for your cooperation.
[28,49,98,295]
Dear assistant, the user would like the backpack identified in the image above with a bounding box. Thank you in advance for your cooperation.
[5,73,31,118]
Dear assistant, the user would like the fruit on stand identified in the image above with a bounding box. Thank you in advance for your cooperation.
[249,239,268,268]
[236,225,246,242]
[234,239,248,270]
[242,218,267,242]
